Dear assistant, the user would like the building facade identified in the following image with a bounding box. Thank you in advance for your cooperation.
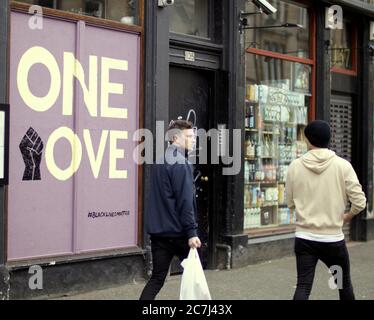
[0,0,373,299]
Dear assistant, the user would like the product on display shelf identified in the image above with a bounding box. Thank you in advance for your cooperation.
[244,207,262,229]
[278,184,286,204]
[249,105,255,128]
[245,139,255,158]
[279,208,288,225]
[244,161,250,184]
[262,211,270,226]
[251,186,258,207]
[246,84,259,102]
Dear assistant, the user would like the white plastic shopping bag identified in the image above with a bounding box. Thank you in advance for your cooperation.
[179,248,212,300]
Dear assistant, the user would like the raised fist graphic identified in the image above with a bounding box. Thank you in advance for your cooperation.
[19,127,43,181]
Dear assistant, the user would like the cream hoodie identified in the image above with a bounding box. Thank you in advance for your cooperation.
[286,149,367,235]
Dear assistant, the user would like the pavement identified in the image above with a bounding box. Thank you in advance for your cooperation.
[56,240,374,300]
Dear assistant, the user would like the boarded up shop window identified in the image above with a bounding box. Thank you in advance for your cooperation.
[8,11,140,261]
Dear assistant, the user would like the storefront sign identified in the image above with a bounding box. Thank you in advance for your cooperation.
[325,5,343,30]
[8,12,140,260]
[185,51,195,62]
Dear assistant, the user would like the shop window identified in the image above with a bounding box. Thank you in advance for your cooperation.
[13,0,141,25]
[244,55,311,231]
[330,20,357,74]
[245,0,309,58]
[243,0,314,233]
[169,0,209,38]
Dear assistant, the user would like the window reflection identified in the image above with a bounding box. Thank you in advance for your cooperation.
[170,0,209,38]
[331,21,353,70]
[14,0,140,25]
[246,54,312,94]
[245,0,309,58]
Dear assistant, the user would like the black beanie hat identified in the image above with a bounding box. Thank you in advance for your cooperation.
[304,120,331,148]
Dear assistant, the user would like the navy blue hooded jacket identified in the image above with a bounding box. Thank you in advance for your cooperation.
[145,144,198,239]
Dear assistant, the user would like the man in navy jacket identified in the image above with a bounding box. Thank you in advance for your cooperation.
[140,120,201,300]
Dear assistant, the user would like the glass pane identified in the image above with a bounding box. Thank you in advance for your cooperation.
[245,0,309,58]
[246,54,312,94]
[331,21,353,69]
[170,0,209,38]
[358,0,374,8]
[243,54,311,230]
[13,0,141,25]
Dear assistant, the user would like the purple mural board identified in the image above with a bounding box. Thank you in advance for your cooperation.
[8,12,140,261]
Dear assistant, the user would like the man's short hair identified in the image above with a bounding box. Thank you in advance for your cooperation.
[168,120,193,144]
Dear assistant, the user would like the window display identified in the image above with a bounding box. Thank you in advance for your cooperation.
[243,84,308,230]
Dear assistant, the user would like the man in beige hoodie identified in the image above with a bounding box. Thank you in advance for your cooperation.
[286,120,366,300]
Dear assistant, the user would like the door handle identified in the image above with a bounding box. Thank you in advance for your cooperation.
[201,176,209,182]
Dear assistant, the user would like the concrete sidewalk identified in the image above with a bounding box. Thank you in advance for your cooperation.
[57,241,374,300]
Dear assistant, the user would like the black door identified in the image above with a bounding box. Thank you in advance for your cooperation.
[169,66,213,271]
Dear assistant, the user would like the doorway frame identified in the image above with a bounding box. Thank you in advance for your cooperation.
[168,63,222,269]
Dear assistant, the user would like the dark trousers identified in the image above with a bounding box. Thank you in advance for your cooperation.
[293,237,355,300]
[139,236,190,300]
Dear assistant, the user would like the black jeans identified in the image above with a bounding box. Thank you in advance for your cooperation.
[293,237,355,300]
[139,236,190,300]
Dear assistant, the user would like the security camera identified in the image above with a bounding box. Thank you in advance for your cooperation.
[252,0,277,15]
[158,0,174,7]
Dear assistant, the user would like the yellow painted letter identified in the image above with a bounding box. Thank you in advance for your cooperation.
[63,52,98,117]
[84,129,109,179]
[109,130,128,179]
[101,57,128,119]
[17,46,61,112]
[46,127,82,181]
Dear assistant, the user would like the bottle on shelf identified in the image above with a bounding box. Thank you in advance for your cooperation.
[266,164,271,182]
[244,161,250,184]
[278,184,284,204]
[249,105,255,129]
[251,186,258,207]
[245,187,252,208]
[244,209,249,229]
[245,139,251,157]
[256,104,263,130]
[268,137,273,157]
[245,104,249,128]
[262,137,267,158]
[263,211,270,226]
[256,188,262,207]
[255,134,262,158]
[255,160,265,181]
[247,137,255,158]
[271,164,276,182]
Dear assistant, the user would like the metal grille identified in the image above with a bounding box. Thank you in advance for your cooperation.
[330,96,353,163]
[330,95,353,241]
